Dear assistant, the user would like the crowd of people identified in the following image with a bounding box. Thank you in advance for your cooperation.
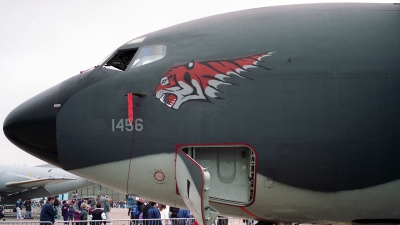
[127,197,195,225]
[0,196,240,225]
[37,195,112,225]
[20,195,195,225]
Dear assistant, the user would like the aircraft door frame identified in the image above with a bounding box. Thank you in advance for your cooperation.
[176,143,257,207]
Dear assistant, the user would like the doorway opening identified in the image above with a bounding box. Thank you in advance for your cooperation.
[179,144,256,206]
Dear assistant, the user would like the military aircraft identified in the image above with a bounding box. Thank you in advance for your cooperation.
[0,165,95,204]
[3,3,400,225]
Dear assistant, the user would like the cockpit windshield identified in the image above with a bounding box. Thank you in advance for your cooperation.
[104,49,138,71]
[102,45,166,71]
[131,45,166,69]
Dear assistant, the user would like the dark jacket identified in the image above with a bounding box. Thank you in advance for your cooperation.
[169,207,179,218]
[62,203,69,216]
[40,202,57,224]
[0,206,4,218]
[137,201,144,212]
[54,198,60,206]
[92,208,105,220]
[142,204,153,225]
[78,200,82,210]
[16,200,22,209]
[142,204,152,219]
[24,200,32,211]
[68,205,75,217]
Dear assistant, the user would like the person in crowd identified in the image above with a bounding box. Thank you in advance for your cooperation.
[177,208,191,225]
[16,198,23,219]
[91,203,107,225]
[130,201,142,225]
[159,204,169,225]
[24,199,33,219]
[0,205,5,221]
[54,196,60,216]
[61,200,69,224]
[104,198,111,220]
[80,202,89,225]
[127,196,136,216]
[169,207,179,225]
[133,198,143,225]
[142,201,152,225]
[217,216,229,225]
[40,196,57,225]
[68,202,75,222]
[137,199,144,213]
[147,202,161,225]
[92,198,98,210]
[78,198,83,210]
[89,204,94,215]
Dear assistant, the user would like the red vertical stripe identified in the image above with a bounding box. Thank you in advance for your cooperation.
[127,93,133,124]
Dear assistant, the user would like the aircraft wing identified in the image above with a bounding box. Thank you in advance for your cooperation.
[6,177,76,189]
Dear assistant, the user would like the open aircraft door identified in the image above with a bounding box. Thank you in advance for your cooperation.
[176,148,219,225]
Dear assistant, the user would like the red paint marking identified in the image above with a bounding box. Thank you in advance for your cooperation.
[239,206,265,221]
[127,93,133,124]
[154,171,165,181]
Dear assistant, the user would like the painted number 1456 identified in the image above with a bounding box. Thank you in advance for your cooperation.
[112,119,143,132]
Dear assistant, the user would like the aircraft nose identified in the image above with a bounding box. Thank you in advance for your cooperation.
[3,84,61,167]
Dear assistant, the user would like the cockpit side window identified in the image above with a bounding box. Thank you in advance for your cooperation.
[131,45,166,69]
[105,48,138,71]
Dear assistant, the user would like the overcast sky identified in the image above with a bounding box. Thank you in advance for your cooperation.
[0,0,394,166]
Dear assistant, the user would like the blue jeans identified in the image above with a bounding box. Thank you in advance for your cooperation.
[26,211,33,218]
[16,207,22,219]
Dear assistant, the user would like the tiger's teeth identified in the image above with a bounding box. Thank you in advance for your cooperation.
[160,94,166,104]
